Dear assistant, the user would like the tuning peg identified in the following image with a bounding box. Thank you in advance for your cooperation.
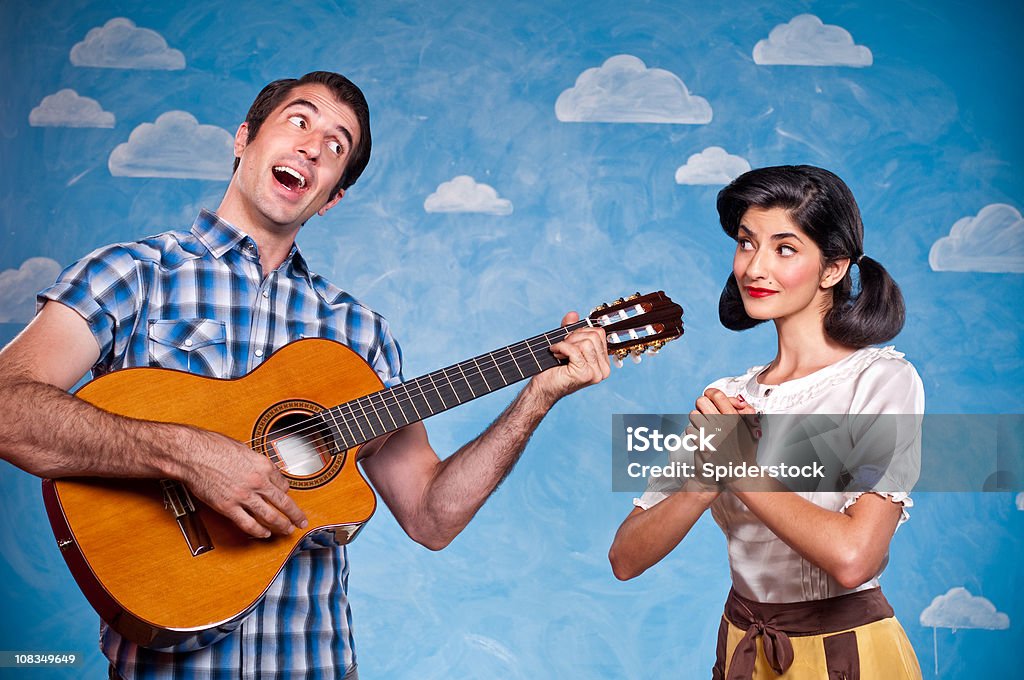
[592,302,609,313]
[627,292,641,301]
[631,349,644,364]
[613,355,624,368]
[615,297,625,305]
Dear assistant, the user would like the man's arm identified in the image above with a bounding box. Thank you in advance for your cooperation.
[0,301,307,538]
[359,312,609,550]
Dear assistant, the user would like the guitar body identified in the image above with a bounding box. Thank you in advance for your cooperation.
[42,338,382,650]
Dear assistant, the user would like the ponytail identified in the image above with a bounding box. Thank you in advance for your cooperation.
[823,256,905,346]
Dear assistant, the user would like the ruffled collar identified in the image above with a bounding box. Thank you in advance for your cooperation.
[730,346,905,411]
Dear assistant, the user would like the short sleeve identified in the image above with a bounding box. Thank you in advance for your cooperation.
[840,490,914,528]
[633,477,683,510]
[36,245,143,370]
[840,356,925,527]
[369,315,404,388]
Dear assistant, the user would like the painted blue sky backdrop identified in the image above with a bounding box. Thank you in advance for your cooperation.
[2,1,1022,677]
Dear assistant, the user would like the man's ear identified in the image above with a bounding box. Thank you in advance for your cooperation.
[821,258,851,289]
[318,188,345,216]
[233,123,249,160]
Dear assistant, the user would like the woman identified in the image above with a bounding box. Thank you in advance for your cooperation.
[609,165,923,679]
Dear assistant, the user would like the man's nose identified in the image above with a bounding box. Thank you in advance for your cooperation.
[296,134,319,161]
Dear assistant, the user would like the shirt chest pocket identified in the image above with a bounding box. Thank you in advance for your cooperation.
[148,318,228,378]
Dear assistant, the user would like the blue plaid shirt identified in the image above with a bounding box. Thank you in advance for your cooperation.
[39,209,403,679]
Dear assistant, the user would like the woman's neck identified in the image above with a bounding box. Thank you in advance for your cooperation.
[761,311,858,385]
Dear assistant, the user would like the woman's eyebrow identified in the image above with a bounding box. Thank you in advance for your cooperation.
[737,224,804,243]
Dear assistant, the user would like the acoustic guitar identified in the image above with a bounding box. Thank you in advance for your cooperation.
[42,292,682,650]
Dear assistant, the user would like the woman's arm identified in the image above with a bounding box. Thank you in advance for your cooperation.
[730,488,902,588]
[608,481,719,580]
[699,388,904,589]
[608,390,744,580]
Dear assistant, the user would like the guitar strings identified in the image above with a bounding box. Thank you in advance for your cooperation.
[248,311,669,475]
[252,329,583,473]
[247,323,586,467]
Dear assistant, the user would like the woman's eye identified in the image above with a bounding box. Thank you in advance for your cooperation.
[778,245,796,256]
[288,115,306,129]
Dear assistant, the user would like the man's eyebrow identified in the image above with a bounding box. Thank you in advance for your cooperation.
[284,98,354,148]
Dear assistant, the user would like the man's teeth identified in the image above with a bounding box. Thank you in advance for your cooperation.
[274,166,306,188]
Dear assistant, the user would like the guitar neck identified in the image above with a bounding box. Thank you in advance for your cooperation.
[317,320,589,450]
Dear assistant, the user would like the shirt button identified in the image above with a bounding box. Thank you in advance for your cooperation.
[254,349,264,357]
[764,388,773,396]
[184,339,193,347]
[262,291,269,298]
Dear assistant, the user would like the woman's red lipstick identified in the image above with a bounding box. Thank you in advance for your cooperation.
[745,287,777,298]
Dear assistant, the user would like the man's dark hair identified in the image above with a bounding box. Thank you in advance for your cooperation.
[232,71,372,196]
[716,165,905,347]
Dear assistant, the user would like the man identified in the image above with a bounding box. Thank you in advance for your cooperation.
[0,71,609,679]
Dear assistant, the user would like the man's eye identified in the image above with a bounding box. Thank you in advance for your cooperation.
[328,141,343,155]
[738,239,754,250]
[288,115,306,129]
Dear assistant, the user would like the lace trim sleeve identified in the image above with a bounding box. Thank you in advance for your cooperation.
[840,490,913,529]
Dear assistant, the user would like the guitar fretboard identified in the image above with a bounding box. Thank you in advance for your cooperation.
[316,320,590,450]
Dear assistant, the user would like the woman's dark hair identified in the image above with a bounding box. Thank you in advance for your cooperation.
[231,71,372,194]
[716,165,904,347]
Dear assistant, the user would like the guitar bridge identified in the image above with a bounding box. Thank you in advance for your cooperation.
[161,480,214,557]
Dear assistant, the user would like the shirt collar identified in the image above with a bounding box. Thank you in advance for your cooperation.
[191,208,248,258]
[190,209,315,286]
[287,243,315,287]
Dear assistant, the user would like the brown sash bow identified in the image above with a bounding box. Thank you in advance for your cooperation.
[720,587,894,680]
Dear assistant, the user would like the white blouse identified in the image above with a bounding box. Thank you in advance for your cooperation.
[636,346,925,603]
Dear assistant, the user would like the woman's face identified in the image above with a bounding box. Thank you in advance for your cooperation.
[732,206,832,323]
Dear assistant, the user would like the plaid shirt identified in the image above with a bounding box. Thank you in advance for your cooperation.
[39,209,403,679]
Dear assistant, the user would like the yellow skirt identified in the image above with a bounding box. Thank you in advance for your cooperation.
[718,614,922,679]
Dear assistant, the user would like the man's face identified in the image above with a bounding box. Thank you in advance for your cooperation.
[230,83,361,231]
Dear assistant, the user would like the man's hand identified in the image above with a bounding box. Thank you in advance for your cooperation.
[175,426,309,539]
[530,312,610,405]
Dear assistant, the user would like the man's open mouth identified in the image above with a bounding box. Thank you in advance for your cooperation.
[273,165,307,192]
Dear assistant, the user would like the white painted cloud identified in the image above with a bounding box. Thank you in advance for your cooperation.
[0,258,63,323]
[674,147,751,185]
[920,587,1010,631]
[108,111,234,180]
[424,175,513,215]
[29,89,115,128]
[70,18,185,70]
[1016,492,1024,511]
[929,204,1024,273]
[753,14,873,67]
[555,54,712,124]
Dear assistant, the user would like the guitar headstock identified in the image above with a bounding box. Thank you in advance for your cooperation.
[588,291,684,364]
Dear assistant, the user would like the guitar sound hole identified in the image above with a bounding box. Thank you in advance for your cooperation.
[266,412,334,477]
